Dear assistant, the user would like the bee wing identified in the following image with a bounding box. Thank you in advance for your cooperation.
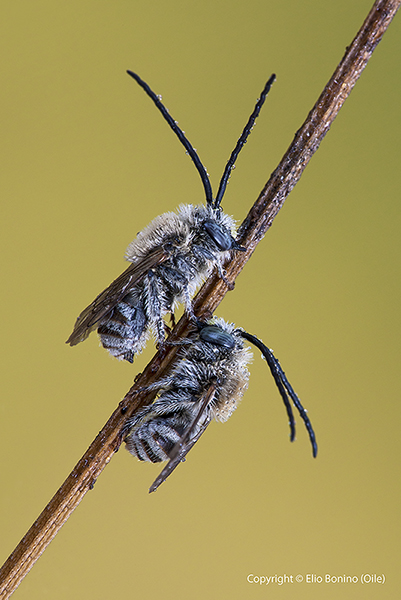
[149,384,216,493]
[66,247,168,346]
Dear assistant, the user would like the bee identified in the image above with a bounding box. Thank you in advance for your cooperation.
[124,318,317,493]
[66,71,276,362]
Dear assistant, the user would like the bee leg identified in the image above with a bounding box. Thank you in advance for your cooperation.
[163,322,172,336]
[183,285,196,321]
[163,311,176,336]
[145,270,166,346]
[155,312,166,346]
[216,260,235,291]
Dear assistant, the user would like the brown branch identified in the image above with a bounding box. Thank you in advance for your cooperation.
[0,0,399,597]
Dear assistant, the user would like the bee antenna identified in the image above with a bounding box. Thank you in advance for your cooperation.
[214,74,276,210]
[239,330,318,457]
[127,70,214,206]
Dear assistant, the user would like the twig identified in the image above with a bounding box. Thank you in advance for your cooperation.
[0,0,399,597]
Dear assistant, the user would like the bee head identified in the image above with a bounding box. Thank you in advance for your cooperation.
[203,219,242,252]
[197,322,236,349]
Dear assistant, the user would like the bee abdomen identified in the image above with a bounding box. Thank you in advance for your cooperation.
[98,296,148,362]
[126,418,186,463]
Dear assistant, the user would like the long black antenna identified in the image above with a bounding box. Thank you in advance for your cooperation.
[127,70,214,205]
[127,70,276,211]
[239,330,318,457]
[214,74,276,209]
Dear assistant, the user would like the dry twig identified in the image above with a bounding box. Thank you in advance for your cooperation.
[0,0,399,597]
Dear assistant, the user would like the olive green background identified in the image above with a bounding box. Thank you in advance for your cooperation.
[1,1,400,598]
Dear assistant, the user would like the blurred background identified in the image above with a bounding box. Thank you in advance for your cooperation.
[1,1,400,598]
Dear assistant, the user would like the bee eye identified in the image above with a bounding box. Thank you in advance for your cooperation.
[199,326,236,349]
[203,221,235,251]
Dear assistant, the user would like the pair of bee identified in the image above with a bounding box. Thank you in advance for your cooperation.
[67,70,317,492]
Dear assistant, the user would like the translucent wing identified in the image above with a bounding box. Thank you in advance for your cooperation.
[66,247,168,346]
[149,383,216,493]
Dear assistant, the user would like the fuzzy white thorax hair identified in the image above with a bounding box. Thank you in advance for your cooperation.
[125,204,237,263]
[207,318,253,422]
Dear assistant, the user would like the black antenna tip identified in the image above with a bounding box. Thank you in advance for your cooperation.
[312,441,318,458]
